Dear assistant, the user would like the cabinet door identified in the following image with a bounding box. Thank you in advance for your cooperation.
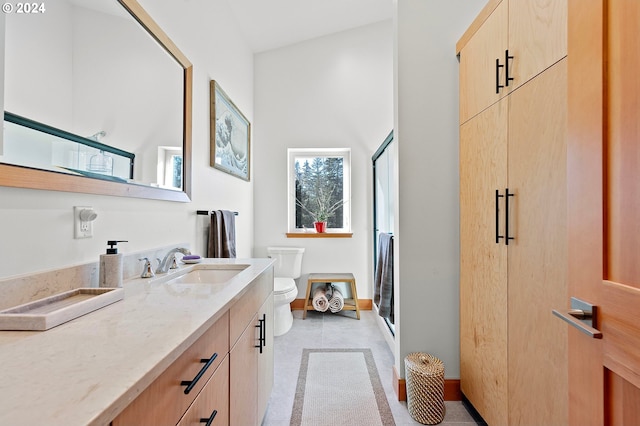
[508,0,567,91]
[230,270,272,346]
[459,0,508,124]
[507,59,567,425]
[257,293,274,423]
[230,313,259,426]
[459,99,508,426]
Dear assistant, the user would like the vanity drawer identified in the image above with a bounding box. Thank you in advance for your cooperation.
[113,311,229,426]
[229,268,273,346]
[177,355,229,426]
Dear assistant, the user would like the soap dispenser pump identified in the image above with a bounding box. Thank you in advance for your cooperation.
[99,240,128,288]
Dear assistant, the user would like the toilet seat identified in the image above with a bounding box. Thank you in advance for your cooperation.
[274,277,296,294]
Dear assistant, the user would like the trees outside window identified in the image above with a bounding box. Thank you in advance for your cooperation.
[288,149,350,232]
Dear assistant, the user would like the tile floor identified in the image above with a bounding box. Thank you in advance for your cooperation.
[262,309,484,426]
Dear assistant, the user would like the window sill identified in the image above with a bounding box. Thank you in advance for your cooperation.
[286,232,353,239]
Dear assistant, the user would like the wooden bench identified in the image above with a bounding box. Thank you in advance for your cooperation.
[302,273,360,319]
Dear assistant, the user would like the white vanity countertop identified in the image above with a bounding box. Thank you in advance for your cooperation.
[0,258,274,426]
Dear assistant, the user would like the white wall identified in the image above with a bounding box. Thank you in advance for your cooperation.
[72,6,183,185]
[393,0,485,379]
[4,1,73,128]
[0,0,254,279]
[252,21,393,300]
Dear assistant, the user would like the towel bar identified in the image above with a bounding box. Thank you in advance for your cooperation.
[196,210,238,216]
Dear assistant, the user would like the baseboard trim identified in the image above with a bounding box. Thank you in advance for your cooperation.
[444,379,462,401]
[393,365,407,401]
[392,365,461,401]
[290,298,372,310]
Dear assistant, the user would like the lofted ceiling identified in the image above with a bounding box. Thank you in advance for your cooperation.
[224,0,394,53]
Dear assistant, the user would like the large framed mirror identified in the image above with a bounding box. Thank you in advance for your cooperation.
[0,0,192,202]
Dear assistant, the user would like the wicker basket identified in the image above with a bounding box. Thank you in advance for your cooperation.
[404,353,445,424]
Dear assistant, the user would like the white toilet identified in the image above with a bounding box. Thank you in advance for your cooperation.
[267,247,305,336]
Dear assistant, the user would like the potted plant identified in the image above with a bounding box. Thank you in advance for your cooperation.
[296,186,344,233]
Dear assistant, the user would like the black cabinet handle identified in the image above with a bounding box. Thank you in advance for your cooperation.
[261,314,266,348]
[495,190,505,244]
[181,352,218,394]
[495,58,504,94]
[200,409,218,426]
[505,188,515,245]
[255,319,264,354]
[505,50,514,87]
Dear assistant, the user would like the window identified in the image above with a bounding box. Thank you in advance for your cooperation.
[288,148,351,233]
[157,146,183,190]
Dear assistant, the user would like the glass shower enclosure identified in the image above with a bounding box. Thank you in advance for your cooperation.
[372,130,395,334]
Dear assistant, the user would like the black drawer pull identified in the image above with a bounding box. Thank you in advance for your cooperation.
[181,352,218,394]
[200,409,218,425]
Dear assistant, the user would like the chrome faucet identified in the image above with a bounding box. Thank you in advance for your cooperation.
[156,247,191,274]
[138,257,155,278]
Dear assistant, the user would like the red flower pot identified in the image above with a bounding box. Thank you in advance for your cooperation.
[314,221,327,233]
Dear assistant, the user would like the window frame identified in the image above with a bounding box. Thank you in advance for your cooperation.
[287,148,351,234]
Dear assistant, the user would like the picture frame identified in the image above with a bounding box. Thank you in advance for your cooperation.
[210,80,251,181]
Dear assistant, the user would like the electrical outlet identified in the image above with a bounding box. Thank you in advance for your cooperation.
[74,206,96,239]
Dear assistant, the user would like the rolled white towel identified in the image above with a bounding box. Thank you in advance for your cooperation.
[312,287,329,312]
[328,287,344,313]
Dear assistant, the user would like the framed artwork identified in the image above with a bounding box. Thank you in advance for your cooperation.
[210,80,251,181]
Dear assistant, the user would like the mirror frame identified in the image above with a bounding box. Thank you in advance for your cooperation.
[0,0,193,202]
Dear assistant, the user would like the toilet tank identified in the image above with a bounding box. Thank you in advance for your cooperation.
[267,247,305,279]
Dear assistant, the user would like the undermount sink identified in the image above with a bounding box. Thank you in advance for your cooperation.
[167,265,249,284]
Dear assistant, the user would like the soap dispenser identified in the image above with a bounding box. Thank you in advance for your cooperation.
[99,240,127,288]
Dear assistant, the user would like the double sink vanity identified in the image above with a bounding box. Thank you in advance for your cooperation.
[0,257,275,425]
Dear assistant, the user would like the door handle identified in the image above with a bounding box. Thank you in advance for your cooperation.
[552,297,602,339]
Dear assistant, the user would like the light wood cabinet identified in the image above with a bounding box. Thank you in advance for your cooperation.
[257,294,274,420]
[508,0,567,91]
[506,60,567,426]
[230,312,260,425]
[458,0,567,124]
[229,270,274,426]
[459,2,568,423]
[459,0,508,124]
[459,99,508,426]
